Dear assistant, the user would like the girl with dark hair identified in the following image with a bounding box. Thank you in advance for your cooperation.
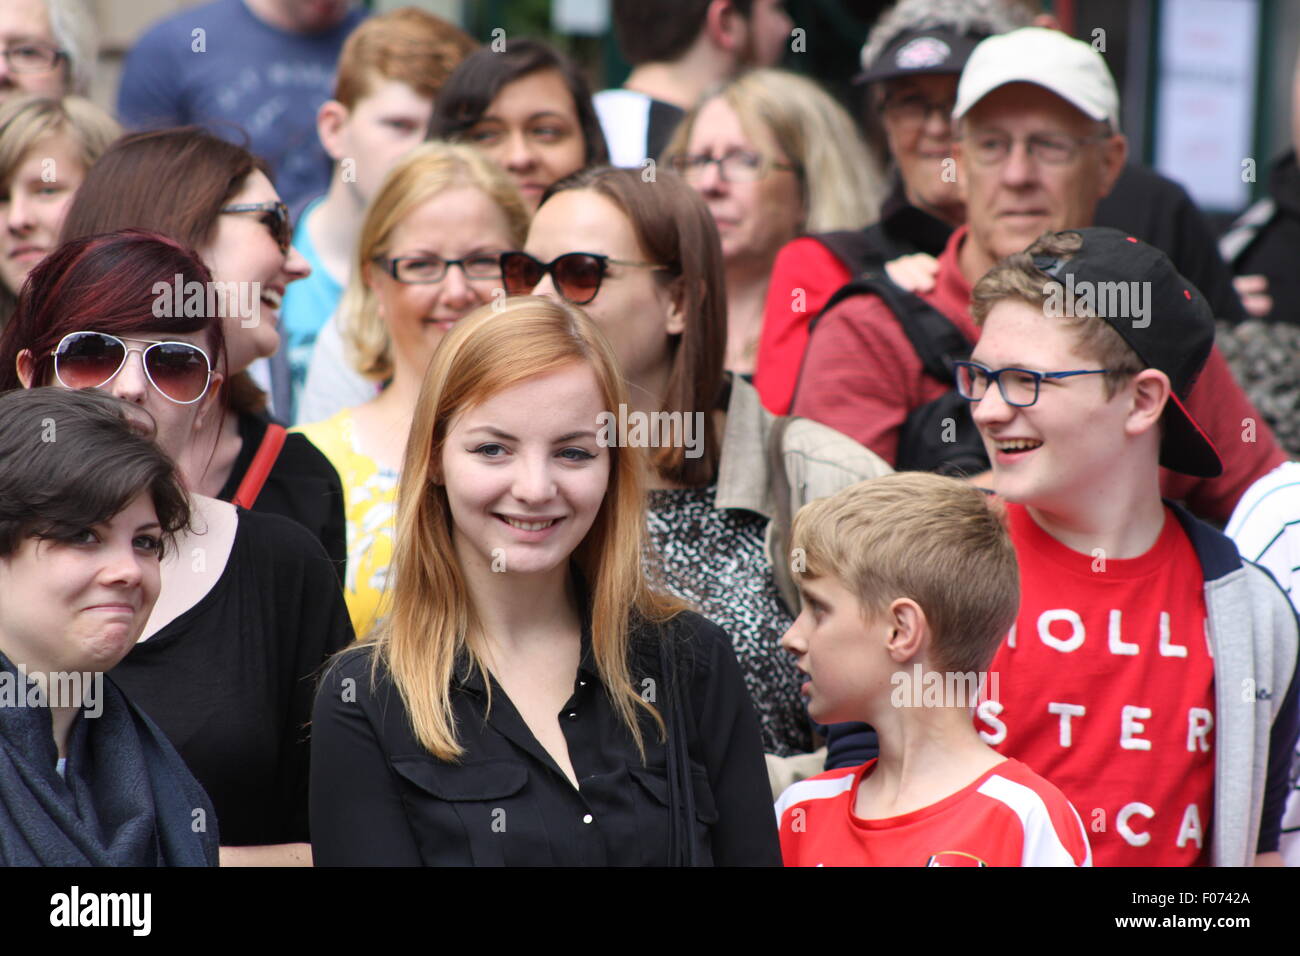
[0,386,219,866]
[0,229,353,865]
[57,127,346,574]
[508,167,891,775]
[430,38,608,211]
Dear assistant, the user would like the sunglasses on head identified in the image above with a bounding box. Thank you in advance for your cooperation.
[220,200,292,254]
[52,331,213,405]
[499,251,667,305]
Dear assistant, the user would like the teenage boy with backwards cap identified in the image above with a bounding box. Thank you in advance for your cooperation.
[775,471,1091,867]
[788,26,1282,527]
[965,227,1299,866]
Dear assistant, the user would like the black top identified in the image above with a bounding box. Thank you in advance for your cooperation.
[854,166,1246,323]
[217,409,347,578]
[310,608,781,866]
[1229,150,1300,325]
[110,508,354,846]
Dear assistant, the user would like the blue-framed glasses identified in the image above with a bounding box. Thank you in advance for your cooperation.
[954,361,1110,407]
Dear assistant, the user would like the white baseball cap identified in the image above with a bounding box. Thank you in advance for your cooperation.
[952,27,1119,123]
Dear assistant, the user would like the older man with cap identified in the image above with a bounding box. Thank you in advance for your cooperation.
[757,0,1249,417]
[790,26,1285,527]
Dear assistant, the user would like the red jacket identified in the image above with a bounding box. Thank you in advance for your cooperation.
[790,226,1286,524]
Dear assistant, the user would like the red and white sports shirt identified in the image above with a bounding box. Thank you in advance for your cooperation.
[776,757,1092,867]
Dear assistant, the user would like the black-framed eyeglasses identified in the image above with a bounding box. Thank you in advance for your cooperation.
[500,251,668,305]
[954,361,1110,407]
[669,149,796,184]
[51,331,213,405]
[878,93,956,127]
[960,130,1111,166]
[372,253,503,284]
[1,42,66,74]
[219,201,291,254]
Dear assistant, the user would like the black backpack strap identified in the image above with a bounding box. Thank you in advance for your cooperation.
[809,272,973,385]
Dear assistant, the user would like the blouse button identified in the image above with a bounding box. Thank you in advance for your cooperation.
[567,711,578,720]
[582,814,594,824]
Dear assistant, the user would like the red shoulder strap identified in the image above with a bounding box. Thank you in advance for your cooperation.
[231,424,287,509]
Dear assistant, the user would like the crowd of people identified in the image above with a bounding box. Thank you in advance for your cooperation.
[0,0,1297,868]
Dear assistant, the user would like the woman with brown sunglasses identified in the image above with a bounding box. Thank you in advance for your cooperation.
[56,126,346,578]
[516,167,891,789]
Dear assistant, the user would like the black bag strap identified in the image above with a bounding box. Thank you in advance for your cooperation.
[658,636,698,866]
[812,271,974,385]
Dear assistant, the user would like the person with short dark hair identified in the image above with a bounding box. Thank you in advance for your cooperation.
[595,0,793,166]
[0,386,219,866]
[430,39,607,212]
[776,472,1091,867]
[0,229,354,865]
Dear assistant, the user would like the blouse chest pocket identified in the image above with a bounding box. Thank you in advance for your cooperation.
[390,755,552,866]
[626,763,720,866]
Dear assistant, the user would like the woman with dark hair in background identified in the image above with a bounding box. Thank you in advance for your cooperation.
[510,167,890,780]
[57,127,346,574]
[0,229,353,865]
[430,37,608,211]
[0,386,219,866]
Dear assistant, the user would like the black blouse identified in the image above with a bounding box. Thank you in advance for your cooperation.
[110,508,354,846]
[217,409,347,578]
[310,609,781,866]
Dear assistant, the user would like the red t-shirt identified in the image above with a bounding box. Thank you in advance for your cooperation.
[754,238,851,415]
[787,227,1284,524]
[776,757,1091,867]
[980,502,1216,866]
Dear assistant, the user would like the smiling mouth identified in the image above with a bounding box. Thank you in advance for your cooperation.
[995,438,1043,455]
[499,515,562,532]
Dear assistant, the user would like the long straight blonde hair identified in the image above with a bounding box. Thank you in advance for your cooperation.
[374,295,684,760]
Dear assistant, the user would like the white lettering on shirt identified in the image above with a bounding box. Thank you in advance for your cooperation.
[1038,609,1085,653]
[1120,705,1152,750]
[1187,708,1213,752]
[1048,702,1086,747]
[1117,802,1155,846]
[1108,609,1139,655]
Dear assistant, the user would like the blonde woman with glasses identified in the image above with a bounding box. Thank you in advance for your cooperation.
[295,142,529,638]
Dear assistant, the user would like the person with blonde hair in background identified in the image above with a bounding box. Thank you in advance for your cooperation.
[0,93,118,327]
[310,295,779,866]
[295,142,528,638]
[667,69,883,376]
[277,7,477,421]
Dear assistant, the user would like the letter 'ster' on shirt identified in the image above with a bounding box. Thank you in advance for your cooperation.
[980,502,1215,866]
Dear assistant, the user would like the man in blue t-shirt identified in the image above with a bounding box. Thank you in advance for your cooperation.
[117,0,366,213]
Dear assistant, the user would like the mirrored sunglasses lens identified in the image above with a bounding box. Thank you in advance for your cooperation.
[57,333,124,388]
[554,255,603,304]
[146,344,209,402]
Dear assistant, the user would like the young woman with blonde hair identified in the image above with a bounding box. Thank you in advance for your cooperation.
[310,295,778,866]
[296,142,529,636]
[666,69,883,374]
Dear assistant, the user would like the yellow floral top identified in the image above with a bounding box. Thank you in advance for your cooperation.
[293,410,397,639]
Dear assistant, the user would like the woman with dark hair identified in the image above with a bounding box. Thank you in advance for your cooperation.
[0,229,353,865]
[507,167,891,779]
[430,38,608,211]
[57,127,346,574]
[0,386,219,866]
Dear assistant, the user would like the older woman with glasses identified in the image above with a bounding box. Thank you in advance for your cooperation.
[295,142,529,638]
[665,69,882,378]
[0,229,353,865]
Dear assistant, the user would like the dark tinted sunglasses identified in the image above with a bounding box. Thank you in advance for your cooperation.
[499,251,667,305]
[220,200,292,254]
[52,331,213,405]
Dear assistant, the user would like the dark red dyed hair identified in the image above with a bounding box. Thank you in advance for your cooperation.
[0,229,226,394]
